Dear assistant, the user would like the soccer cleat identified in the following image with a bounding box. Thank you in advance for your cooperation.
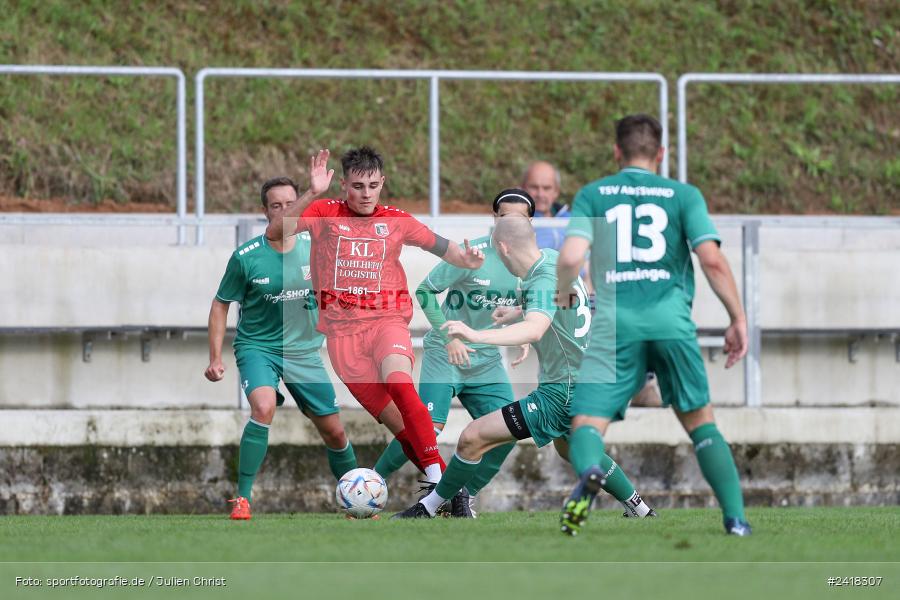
[449,487,474,518]
[391,502,433,519]
[228,497,251,520]
[559,467,606,536]
[468,496,479,519]
[724,518,752,536]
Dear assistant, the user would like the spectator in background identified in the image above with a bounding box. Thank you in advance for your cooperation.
[522,161,569,250]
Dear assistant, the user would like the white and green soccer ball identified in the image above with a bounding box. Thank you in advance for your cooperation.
[336,468,388,518]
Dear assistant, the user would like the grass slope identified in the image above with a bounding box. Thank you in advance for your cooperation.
[3,508,899,599]
[0,1,897,214]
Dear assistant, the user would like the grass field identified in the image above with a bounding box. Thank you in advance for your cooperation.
[3,508,899,599]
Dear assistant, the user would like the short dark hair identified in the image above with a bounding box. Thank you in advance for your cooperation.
[615,114,663,161]
[492,188,535,217]
[260,176,298,207]
[341,146,384,177]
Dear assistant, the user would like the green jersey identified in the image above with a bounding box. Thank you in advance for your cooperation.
[521,249,590,385]
[566,167,720,342]
[215,233,323,355]
[422,234,521,371]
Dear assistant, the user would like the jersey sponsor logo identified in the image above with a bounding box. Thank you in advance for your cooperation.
[605,268,671,284]
[338,224,351,232]
[251,277,270,285]
[302,265,311,280]
[526,402,538,412]
[392,343,408,351]
[473,277,490,286]
[334,236,386,293]
[374,222,389,237]
[238,241,261,256]
[263,289,312,304]
[598,184,675,198]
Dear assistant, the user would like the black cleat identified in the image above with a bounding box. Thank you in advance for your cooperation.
[391,502,433,519]
[724,518,752,536]
[559,466,606,536]
[449,487,474,518]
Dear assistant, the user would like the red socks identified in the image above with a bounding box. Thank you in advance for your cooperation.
[385,372,445,471]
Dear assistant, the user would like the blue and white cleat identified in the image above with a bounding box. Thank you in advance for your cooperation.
[559,466,607,536]
[724,518,753,536]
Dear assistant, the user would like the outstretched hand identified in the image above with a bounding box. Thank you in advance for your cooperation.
[309,149,334,196]
[441,320,480,344]
[459,239,485,270]
[511,344,530,367]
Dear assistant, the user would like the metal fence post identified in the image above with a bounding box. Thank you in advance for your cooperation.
[742,220,762,407]
[429,76,441,218]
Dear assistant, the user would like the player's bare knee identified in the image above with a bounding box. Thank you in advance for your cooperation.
[676,404,715,434]
[457,426,485,459]
[314,415,348,448]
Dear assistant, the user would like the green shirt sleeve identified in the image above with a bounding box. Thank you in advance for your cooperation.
[215,253,245,303]
[682,186,721,249]
[523,271,558,322]
[422,260,467,293]
[565,187,595,242]
[415,281,449,343]
[419,261,466,344]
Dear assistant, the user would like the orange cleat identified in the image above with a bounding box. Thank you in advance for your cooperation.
[228,497,251,520]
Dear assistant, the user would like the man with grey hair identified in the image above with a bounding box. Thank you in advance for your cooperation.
[522,161,570,250]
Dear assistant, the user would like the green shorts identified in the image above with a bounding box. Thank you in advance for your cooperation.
[235,347,338,417]
[418,347,514,424]
[503,382,572,448]
[572,338,710,421]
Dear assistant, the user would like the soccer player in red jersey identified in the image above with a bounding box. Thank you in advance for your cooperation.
[267,147,484,486]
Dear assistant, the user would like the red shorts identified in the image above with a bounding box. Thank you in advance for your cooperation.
[326,319,417,417]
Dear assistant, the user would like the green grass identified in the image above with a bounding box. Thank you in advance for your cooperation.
[0,1,897,214]
[2,508,899,599]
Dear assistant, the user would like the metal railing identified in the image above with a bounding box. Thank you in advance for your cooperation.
[194,68,669,244]
[676,73,900,183]
[0,65,189,244]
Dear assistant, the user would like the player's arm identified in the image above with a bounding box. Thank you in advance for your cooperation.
[415,280,476,367]
[695,241,748,369]
[556,236,591,301]
[205,299,230,381]
[442,311,551,346]
[265,149,334,240]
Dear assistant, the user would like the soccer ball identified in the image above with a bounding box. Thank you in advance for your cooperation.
[335,468,388,518]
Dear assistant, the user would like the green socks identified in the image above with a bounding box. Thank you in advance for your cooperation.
[373,437,412,480]
[466,442,515,496]
[598,453,636,503]
[690,423,746,522]
[237,419,270,501]
[569,425,606,476]
[326,442,358,480]
[435,453,481,500]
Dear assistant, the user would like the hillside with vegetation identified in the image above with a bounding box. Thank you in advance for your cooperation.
[0,0,897,214]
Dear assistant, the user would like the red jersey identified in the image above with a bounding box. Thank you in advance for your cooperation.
[297,198,443,337]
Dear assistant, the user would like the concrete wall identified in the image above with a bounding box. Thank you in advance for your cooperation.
[1,407,897,514]
[1,216,897,409]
